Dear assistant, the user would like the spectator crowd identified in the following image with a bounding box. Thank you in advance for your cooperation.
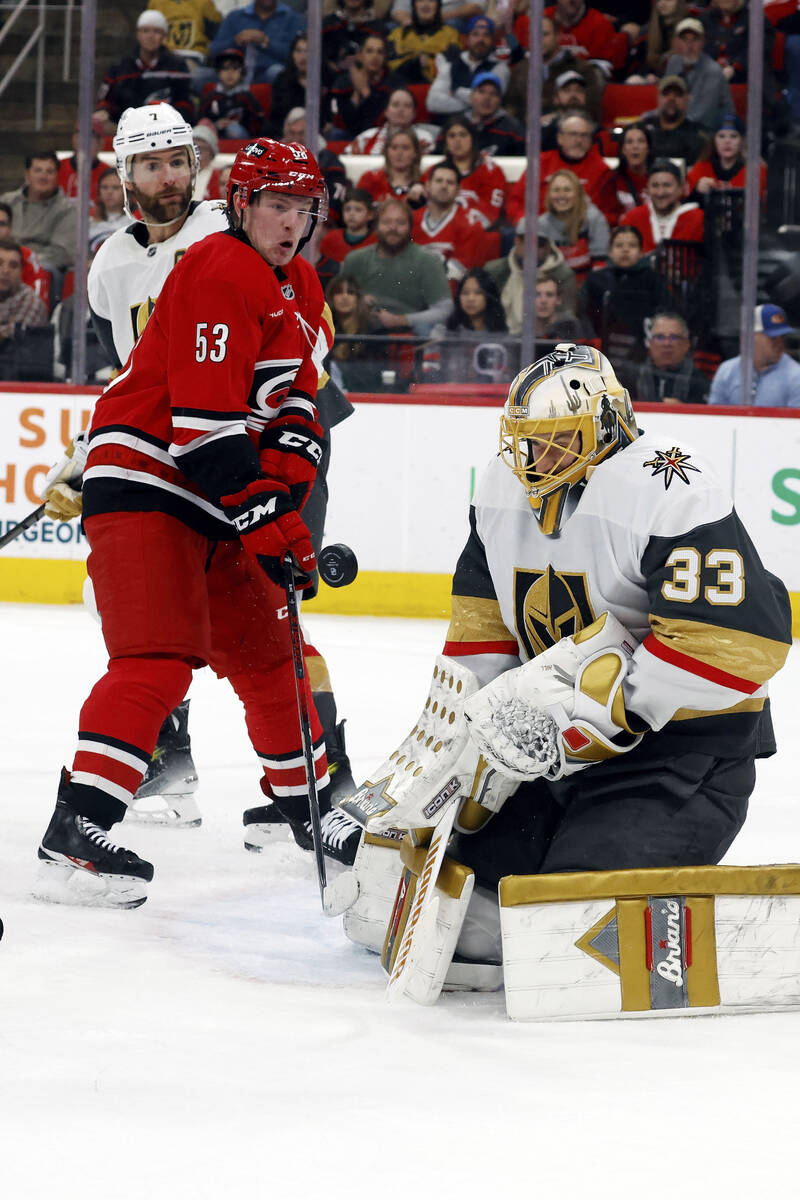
[3,0,800,406]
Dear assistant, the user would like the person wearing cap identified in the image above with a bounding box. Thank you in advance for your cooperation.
[426,13,510,117]
[505,14,603,127]
[620,157,704,253]
[641,74,709,165]
[146,0,222,69]
[485,221,578,337]
[191,122,223,200]
[386,0,461,84]
[663,16,734,131]
[507,110,617,226]
[687,113,767,203]
[93,10,195,134]
[467,71,525,156]
[541,70,587,150]
[208,0,305,85]
[708,306,800,408]
[198,45,268,138]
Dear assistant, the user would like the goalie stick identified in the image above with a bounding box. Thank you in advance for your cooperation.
[0,503,46,551]
[283,557,358,917]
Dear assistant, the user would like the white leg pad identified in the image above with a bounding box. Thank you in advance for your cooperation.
[499,864,800,1021]
[343,830,406,953]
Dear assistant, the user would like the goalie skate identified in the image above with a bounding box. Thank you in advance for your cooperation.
[127,700,201,827]
[36,777,154,910]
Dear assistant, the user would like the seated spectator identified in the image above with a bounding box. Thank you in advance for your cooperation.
[535,274,589,340]
[0,152,77,275]
[57,123,108,204]
[269,32,333,136]
[435,116,507,228]
[344,86,438,154]
[413,160,479,282]
[198,46,269,138]
[357,128,426,208]
[432,266,511,383]
[467,72,526,157]
[507,110,617,225]
[663,17,734,132]
[702,0,774,86]
[329,33,402,138]
[337,195,453,335]
[624,309,710,403]
[281,108,349,224]
[641,74,709,165]
[304,218,340,294]
[323,1,389,76]
[427,15,511,118]
[388,0,461,84]
[537,169,610,283]
[506,14,604,126]
[88,169,129,253]
[321,188,377,262]
[579,224,668,360]
[93,10,195,133]
[486,221,578,335]
[390,0,489,27]
[518,0,630,77]
[192,123,224,199]
[325,273,385,392]
[0,239,49,353]
[541,70,591,152]
[610,122,654,219]
[208,0,305,84]
[151,0,222,70]
[0,202,51,308]
[687,114,767,204]
[620,158,704,252]
[627,0,690,83]
[708,305,800,407]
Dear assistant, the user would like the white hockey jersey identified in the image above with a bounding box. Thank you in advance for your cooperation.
[88,199,229,366]
[443,431,791,760]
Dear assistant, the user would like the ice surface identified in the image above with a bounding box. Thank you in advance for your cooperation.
[1,603,798,1199]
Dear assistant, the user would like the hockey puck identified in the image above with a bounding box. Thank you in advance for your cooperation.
[318,543,358,588]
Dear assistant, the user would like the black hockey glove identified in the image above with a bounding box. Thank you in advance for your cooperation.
[221,478,316,589]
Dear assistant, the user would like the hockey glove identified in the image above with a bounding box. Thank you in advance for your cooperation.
[464,612,648,782]
[259,415,325,510]
[40,431,89,521]
[221,479,316,589]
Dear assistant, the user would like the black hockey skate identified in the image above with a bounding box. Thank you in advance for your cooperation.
[36,770,154,909]
[244,785,362,867]
[127,699,201,827]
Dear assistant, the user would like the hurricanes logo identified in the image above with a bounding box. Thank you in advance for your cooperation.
[513,565,595,658]
[643,446,701,489]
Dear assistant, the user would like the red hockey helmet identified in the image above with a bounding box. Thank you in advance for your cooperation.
[227,138,329,252]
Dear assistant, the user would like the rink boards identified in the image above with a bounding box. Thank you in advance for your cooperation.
[0,385,798,632]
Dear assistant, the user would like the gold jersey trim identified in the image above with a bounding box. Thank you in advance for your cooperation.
[447,594,516,647]
[649,614,790,685]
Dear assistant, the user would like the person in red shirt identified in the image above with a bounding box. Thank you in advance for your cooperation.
[357,126,426,208]
[507,110,618,225]
[57,124,108,204]
[516,0,630,74]
[435,116,507,228]
[0,201,52,309]
[620,158,705,252]
[687,113,767,204]
[34,139,360,909]
[320,186,377,262]
[609,121,654,221]
[412,160,479,283]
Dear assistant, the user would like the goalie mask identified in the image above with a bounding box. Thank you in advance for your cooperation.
[113,102,199,219]
[227,138,329,254]
[500,344,638,536]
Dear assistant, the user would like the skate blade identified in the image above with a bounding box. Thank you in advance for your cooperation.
[243,819,292,852]
[33,860,148,909]
[126,792,202,828]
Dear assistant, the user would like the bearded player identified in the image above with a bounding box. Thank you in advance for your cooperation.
[41,105,357,838]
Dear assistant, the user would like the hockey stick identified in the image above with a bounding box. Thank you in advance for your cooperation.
[283,556,358,917]
[0,503,46,551]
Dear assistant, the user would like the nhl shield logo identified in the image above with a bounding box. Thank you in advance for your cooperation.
[281,283,295,300]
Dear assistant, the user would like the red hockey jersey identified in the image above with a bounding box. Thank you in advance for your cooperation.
[82,230,327,541]
[620,201,705,253]
[412,205,478,272]
[507,147,617,224]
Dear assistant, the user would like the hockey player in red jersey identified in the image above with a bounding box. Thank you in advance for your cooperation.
[36,139,360,909]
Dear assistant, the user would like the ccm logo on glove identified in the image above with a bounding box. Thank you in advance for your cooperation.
[231,496,278,531]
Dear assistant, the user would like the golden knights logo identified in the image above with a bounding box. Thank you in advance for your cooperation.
[513,565,595,658]
[643,446,701,489]
[130,296,157,343]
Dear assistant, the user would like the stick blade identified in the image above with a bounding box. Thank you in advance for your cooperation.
[323,870,360,917]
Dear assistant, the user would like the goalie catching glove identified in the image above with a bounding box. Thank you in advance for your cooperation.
[40,431,89,520]
[464,612,648,782]
[259,413,325,510]
[221,478,316,588]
